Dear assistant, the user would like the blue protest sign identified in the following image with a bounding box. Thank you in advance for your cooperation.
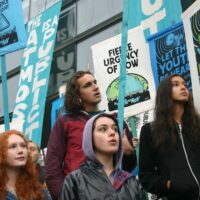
[51,96,65,129]
[12,1,62,146]
[0,0,26,55]
[148,22,192,90]
[127,0,182,39]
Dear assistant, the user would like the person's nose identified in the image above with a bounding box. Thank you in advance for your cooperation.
[108,128,116,136]
[17,146,24,154]
[92,83,99,90]
[181,84,187,90]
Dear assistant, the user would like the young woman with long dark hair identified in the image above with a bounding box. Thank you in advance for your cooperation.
[139,74,200,200]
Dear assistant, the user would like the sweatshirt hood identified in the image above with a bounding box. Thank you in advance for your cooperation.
[82,114,123,169]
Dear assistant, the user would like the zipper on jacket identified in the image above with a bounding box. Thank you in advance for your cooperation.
[177,124,200,200]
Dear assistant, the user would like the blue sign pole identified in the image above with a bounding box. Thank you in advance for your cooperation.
[117,0,129,134]
[0,55,10,130]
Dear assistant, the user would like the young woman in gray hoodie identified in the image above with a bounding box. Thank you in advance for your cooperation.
[59,113,145,200]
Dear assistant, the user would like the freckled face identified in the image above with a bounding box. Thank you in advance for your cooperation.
[6,134,28,168]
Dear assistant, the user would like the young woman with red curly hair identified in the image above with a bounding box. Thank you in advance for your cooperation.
[0,129,52,200]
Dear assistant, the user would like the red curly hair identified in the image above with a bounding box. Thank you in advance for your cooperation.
[0,130,44,200]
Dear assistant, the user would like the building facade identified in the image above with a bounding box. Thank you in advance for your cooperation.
[0,0,196,147]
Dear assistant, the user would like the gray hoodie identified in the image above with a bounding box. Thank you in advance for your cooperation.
[59,113,145,200]
[82,113,123,173]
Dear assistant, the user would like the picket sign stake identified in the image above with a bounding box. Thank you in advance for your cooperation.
[117,0,129,135]
[0,55,10,130]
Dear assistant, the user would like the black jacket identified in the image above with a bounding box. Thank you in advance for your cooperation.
[139,123,200,200]
[59,160,145,200]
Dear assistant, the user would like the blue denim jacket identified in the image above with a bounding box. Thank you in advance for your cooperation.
[5,189,52,200]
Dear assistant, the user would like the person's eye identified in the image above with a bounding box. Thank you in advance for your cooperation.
[84,82,92,88]
[30,147,35,151]
[114,127,118,132]
[183,83,187,87]
[99,127,106,132]
[21,144,27,148]
[8,144,16,149]
[172,82,178,87]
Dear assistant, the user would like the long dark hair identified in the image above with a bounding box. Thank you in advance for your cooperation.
[64,71,93,112]
[152,74,200,149]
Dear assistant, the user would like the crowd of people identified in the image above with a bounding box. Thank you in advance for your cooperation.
[0,71,200,200]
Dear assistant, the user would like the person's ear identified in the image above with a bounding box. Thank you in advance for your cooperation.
[79,98,82,104]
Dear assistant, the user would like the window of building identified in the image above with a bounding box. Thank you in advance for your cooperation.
[48,44,76,96]
[77,0,122,34]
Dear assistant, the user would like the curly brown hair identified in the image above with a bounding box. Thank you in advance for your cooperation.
[0,130,44,200]
[64,71,93,112]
